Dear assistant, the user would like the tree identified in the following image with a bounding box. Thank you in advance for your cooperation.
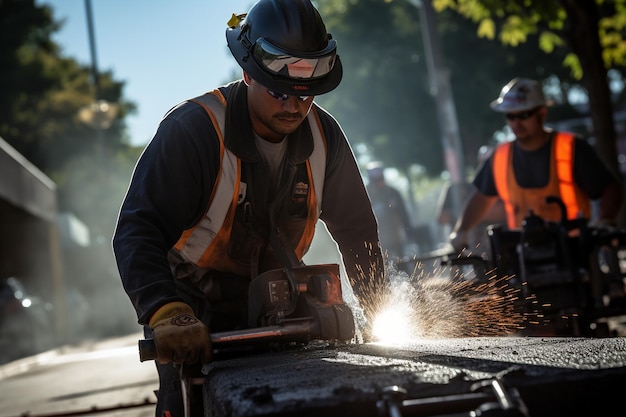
[315,0,578,179]
[0,0,144,343]
[0,0,140,239]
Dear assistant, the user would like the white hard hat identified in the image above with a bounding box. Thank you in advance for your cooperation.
[490,78,547,112]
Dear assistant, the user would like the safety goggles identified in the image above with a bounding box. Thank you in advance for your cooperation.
[267,89,311,102]
[253,37,337,80]
[505,107,539,121]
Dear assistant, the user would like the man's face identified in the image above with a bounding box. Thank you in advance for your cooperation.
[244,72,315,143]
[504,106,546,143]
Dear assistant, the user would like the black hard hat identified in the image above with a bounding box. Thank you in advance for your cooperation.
[226,0,343,96]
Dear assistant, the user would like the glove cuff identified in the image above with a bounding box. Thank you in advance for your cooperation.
[149,301,195,328]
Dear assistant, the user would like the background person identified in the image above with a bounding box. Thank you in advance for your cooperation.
[112,1,385,415]
[449,77,623,252]
[436,146,505,256]
[366,162,415,262]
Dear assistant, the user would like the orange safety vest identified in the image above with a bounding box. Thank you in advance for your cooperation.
[171,90,327,276]
[492,132,591,229]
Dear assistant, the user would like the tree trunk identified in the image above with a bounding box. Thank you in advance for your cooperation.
[561,0,624,225]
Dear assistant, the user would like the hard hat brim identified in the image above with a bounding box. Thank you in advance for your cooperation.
[489,98,537,113]
[490,98,553,113]
[226,26,343,96]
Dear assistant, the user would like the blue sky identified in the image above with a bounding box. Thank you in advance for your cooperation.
[39,0,254,146]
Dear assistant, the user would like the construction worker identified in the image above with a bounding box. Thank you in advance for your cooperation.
[112,0,385,415]
[366,162,414,261]
[449,77,623,252]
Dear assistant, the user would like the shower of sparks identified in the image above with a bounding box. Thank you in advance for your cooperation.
[371,279,420,342]
[351,251,532,342]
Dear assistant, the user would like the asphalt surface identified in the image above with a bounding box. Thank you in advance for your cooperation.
[1,332,626,417]
[203,337,626,416]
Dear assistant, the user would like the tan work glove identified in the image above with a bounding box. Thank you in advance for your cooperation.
[149,301,212,364]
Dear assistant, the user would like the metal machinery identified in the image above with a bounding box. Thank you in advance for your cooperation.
[139,262,356,360]
[445,196,626,337]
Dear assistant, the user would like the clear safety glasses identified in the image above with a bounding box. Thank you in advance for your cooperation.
[253,37,337,80]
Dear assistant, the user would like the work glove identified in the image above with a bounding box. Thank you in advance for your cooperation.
[448,230,468,253]
[149,301,212,364]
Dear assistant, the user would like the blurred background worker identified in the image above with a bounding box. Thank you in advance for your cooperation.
[366,162,415,261]
[436,145,505,256]
[449,77,623,252]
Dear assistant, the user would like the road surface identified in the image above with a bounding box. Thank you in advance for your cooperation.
[2,331,625,417]
[0,332,157,417]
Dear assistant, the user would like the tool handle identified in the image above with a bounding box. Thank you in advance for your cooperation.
[138,321,316,362]
[138,338,157,362]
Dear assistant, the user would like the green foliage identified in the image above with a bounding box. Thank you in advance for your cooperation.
[563,53,583,80]
[600,9,626,67]
[538,31,563,53]
[432,0,626,80]
[477,18,496,39]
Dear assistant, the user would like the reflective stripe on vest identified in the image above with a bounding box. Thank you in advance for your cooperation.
[492,132,590,229]
[174,90,326,266]
[554,133,580,220]
[492,142,515,228]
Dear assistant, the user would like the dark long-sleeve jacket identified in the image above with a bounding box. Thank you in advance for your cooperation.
[112,80,384,325]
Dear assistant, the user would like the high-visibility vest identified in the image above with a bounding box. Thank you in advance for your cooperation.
[171,90,327,276]
[492,132,591,229]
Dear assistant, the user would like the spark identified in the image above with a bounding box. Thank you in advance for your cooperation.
[348,242,597,340]
[372,306,413,343]
[351,252,528,341]
[370,277,421,343]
